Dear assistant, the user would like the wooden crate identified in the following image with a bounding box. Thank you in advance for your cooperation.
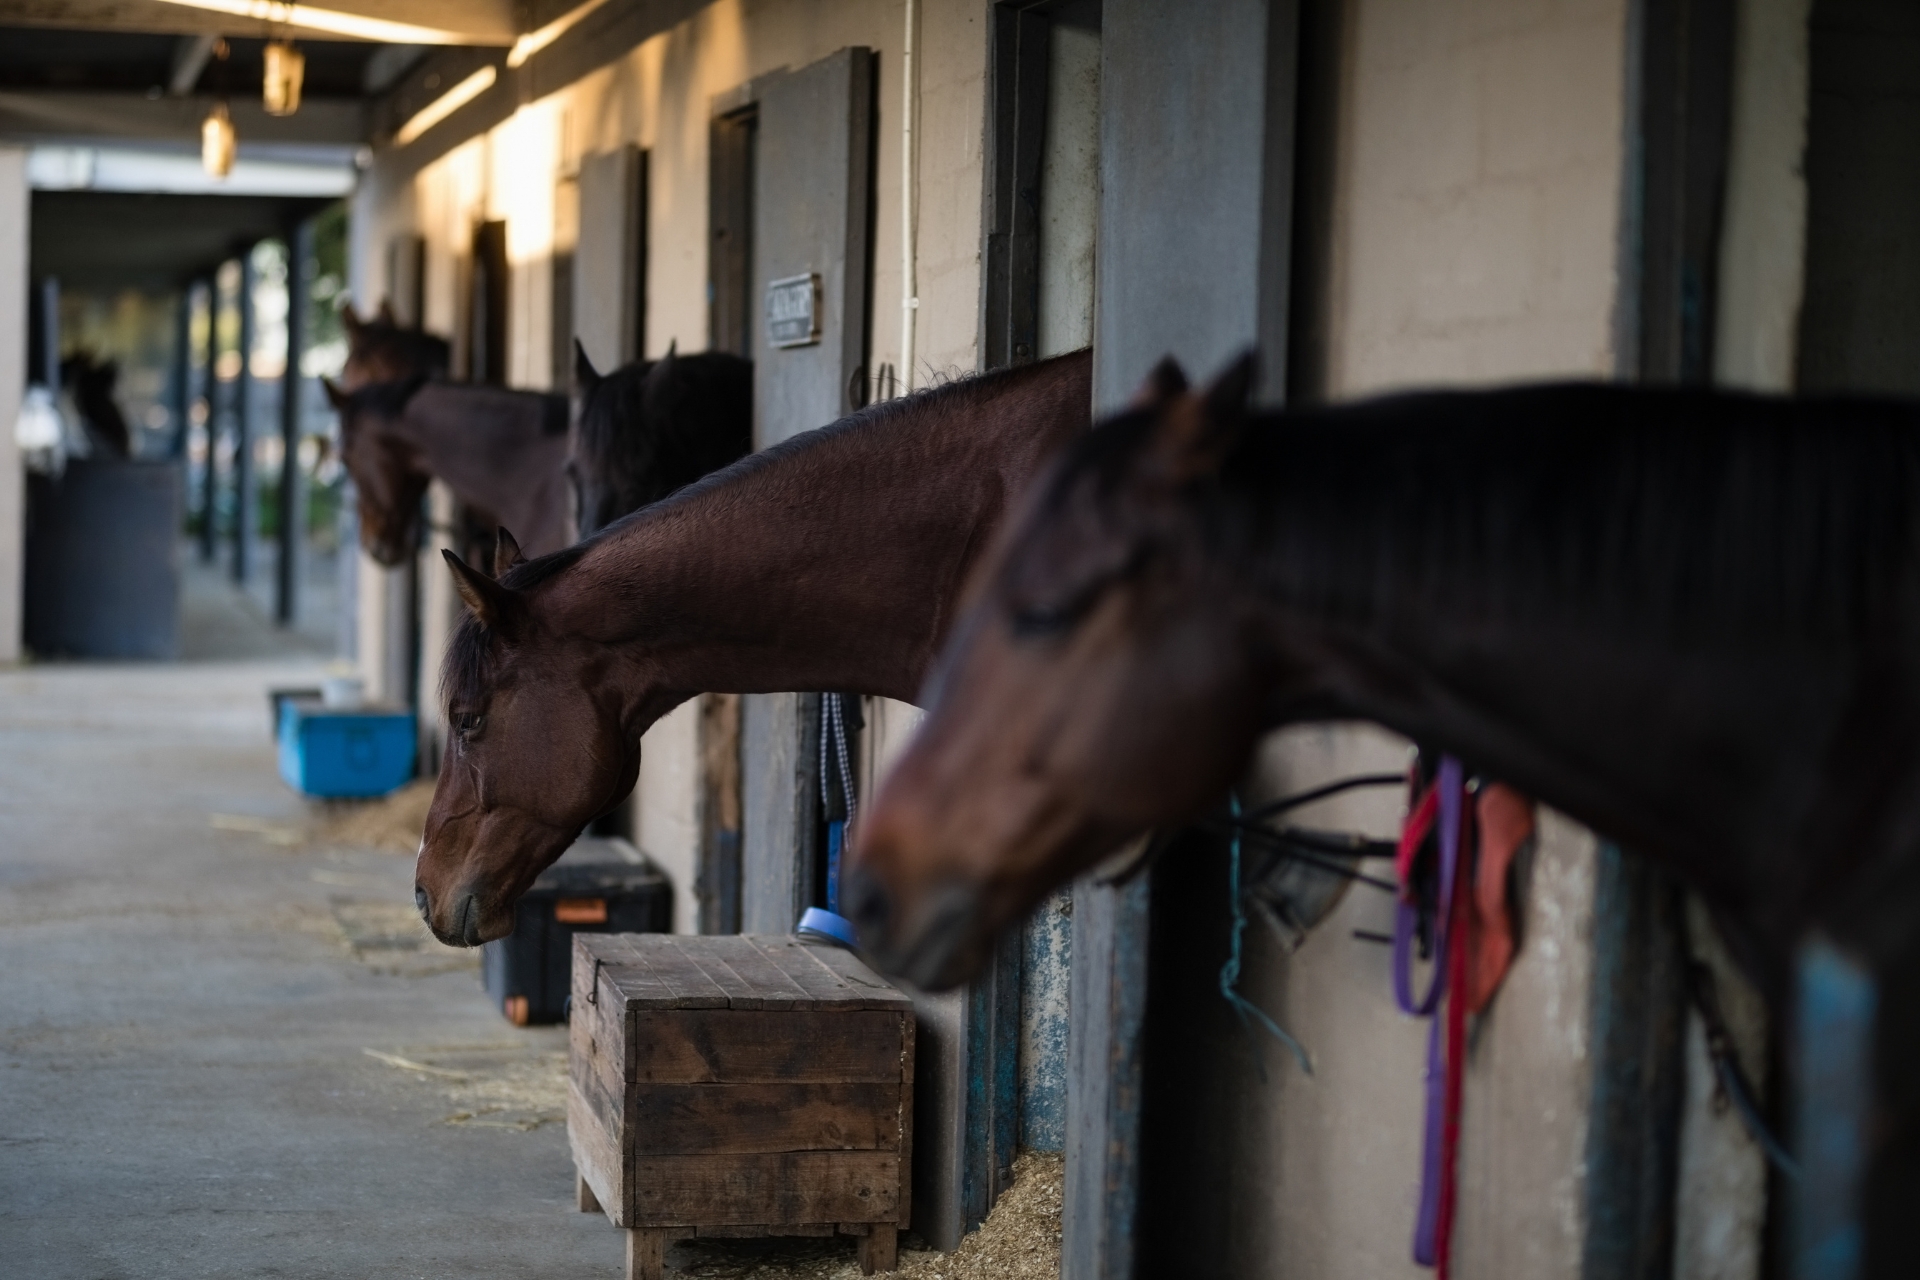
[569,933,915,1279]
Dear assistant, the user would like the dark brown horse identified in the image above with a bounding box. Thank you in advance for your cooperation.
[339,302,450,391]
[324,377,575,566]
[411,350,1093,947]
[570,341,753,537]
[849,359,1920,1277]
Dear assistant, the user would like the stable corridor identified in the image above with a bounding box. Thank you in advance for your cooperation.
[0,566,614,1278]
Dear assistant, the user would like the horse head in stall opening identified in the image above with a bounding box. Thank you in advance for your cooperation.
[339,301,450,392]
[850,358,1920,1025]
[324,376,585,566]
[412,351,1093,947]
[570,341,754,537]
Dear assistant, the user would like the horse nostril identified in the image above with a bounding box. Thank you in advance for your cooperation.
[842,868,891,937]
[414,884,430,922]
[456,893,483,948]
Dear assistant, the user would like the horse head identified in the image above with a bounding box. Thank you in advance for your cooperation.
[339,302,451,392]
[324,374,433,566]
[847,355,1271,989]
[413,532,644,946]
[570,340,753,538]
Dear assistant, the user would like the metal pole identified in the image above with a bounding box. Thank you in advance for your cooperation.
[276,225,310,625]
[232,248,254,585]
[196,277,218,564]
[171,284,191,461]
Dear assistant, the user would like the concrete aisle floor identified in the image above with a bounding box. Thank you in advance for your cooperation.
[0,654,621,1278]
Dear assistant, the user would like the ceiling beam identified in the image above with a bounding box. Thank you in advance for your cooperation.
[0,0,519,44]
[371,0,709,183]
[0,90,367,146]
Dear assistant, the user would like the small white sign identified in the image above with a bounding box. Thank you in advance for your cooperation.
[766,273,821,349]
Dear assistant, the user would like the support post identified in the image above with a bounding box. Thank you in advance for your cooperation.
[232,247,254,585]
[198,274,218,564]
[1062,875,1150,1280]
[170,283,192,460]
[0,146,26,664]
[276,224,311,625]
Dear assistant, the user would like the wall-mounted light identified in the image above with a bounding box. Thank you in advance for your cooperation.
[263,40,304,116]
[202,101,236,177]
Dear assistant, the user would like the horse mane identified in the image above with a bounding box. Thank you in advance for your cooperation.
[1162,382,1920,643]
[443,350,1092,711]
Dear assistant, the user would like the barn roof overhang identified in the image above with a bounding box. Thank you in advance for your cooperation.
[32,187,334,290]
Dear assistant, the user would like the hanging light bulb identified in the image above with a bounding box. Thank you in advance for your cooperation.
[202,100,236,177]
[262,40,304,117]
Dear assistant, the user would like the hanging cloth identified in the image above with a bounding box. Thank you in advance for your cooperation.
[1393,761,1534,1279]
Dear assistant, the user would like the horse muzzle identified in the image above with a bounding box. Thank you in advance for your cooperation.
[845,868,992,991]
[417,884,500,948]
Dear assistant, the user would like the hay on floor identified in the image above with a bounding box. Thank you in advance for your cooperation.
[666,1150,1063,1279]
[314,779,437,853]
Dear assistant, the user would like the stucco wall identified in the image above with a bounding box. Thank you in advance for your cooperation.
[1322,0,1627,394]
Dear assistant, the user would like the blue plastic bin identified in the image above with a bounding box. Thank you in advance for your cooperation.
[277,698,417,798]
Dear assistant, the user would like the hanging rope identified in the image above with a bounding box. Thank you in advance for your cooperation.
[1220,793,1313,1077]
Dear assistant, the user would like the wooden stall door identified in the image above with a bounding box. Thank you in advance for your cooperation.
[738,47,874,937]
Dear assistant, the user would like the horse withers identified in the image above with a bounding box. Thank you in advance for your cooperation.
[412,351,1093,948]
[848,358,1920,1274]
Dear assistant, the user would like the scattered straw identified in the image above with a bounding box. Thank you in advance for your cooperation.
[668,1150,1063,1279]
[209,812,305,846]
[314,780,437,854]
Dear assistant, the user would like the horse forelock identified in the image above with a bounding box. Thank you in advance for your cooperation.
[440,542,593,714]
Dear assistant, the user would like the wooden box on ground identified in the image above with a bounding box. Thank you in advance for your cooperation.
[569,933,914,1279]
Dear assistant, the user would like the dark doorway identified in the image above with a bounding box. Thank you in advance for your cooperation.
[467,219,508,385]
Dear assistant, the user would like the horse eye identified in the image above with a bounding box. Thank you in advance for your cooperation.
[456,712,487,740]
[1007,543,1155,639]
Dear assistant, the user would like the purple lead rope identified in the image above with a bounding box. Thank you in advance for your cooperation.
[1393,756,1464,1267]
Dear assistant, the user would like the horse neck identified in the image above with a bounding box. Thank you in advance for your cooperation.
[1216,388,1920,937]
[399,384,572,554]
[546,351,1092,705]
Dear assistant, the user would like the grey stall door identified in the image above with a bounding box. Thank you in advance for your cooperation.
[739,46,874,937]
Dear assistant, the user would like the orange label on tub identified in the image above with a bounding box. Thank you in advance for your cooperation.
[555,898,609,924]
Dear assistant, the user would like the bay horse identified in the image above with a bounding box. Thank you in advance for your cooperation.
[569,341,753,537]
[339,302,450,391]
[848,358,1920,1277]
[323,377,575,566]
[411,350,1092,948]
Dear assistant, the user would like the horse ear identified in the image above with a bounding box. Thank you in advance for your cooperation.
[1176,351,1259,470]
[1202,351,1258,426]
[642,340,682,409]
[1129,357,1190,410]
[573,339,601,394]
[322,377,350,412]
[444,549,525,635]
[492,527,526,579]
[377,298,397,325]
[341,306,365,340]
